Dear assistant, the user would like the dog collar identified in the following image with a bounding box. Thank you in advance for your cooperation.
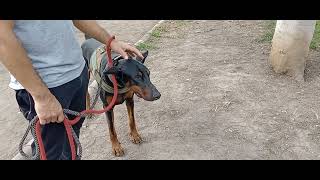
[90,45,130,94]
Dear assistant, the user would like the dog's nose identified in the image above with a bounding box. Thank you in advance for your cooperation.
[153,90,161,100]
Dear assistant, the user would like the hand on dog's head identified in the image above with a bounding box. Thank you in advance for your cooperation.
[104,51,161,101]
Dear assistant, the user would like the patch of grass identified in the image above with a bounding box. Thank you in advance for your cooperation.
[151,26,169,38]
[310,21,320,50]
[259,20,320,50]
[136,23,173,51]
[137,21,183,51]
[158,26,169,32]
[136,42,155,51]
[258,20,276,43]
[151,30,161,38]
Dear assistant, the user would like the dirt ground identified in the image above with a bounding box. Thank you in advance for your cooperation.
[0,20,159,160]
[80,20,320,160]
[2,20,320,160]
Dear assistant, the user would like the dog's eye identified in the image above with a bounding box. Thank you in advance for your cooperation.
[136,72,143,79]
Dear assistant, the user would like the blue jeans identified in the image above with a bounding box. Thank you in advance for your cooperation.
[15,65,89,160]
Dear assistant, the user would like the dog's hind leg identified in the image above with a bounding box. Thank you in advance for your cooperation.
[86,92,92,115]
[81,38,103,63]
[85,71,94,119]
[105,109,124,156]
[126,97,142,144]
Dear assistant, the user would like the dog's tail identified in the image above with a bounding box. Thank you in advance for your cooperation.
[81,38,103,65]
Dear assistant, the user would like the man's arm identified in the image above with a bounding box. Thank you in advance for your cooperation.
[0,20,64,125]
[72,20,143,59]
[72,20,112,45]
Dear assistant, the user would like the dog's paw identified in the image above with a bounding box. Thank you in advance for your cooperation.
[129,132,143,144]
[112,143,124,157]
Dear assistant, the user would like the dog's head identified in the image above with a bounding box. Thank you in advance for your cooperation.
[104,51,161,101]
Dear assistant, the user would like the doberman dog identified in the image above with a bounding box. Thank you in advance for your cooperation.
[81,38,161,156]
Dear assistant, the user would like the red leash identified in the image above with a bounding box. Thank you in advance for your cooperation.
[35,36,118,160]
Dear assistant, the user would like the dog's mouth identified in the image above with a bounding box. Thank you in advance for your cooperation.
[132,86,160,101]
[134,92,154,101]
[135,93,161,102]
[135,93,143,98]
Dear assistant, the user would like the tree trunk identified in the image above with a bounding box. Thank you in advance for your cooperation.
[269,20,316,81]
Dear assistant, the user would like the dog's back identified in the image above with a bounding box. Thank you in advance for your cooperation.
[81,38,102,66]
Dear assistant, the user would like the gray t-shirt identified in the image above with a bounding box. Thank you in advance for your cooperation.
[9,20,85,90]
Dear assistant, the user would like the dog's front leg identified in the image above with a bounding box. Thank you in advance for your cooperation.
[126,98,142,144]
[105,109,124,156]
[86,71,93,119]
[86,92,91,111]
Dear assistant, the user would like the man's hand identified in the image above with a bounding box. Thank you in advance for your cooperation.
[33,92,65,125]
[72,20,144,59]
[110,40,143,60]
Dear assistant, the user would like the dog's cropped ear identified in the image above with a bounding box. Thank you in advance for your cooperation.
[136,50,149,64]
[103,66,120,75]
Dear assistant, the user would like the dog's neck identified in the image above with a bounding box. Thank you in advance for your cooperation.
[100,59,129,95]
[104,73,128,89]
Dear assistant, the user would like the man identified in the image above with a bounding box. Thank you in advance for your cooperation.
[0,20,144,160]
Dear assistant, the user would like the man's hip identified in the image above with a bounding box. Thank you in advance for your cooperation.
[15,65,89,160]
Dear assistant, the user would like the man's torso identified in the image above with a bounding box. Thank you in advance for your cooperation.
[10,20,85,90]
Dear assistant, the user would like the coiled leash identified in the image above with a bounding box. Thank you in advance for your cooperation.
[19,36,118,160]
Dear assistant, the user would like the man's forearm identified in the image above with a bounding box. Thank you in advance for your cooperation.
[73,20,112,44]
[0,21,50,100]
[73,20,143,60]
